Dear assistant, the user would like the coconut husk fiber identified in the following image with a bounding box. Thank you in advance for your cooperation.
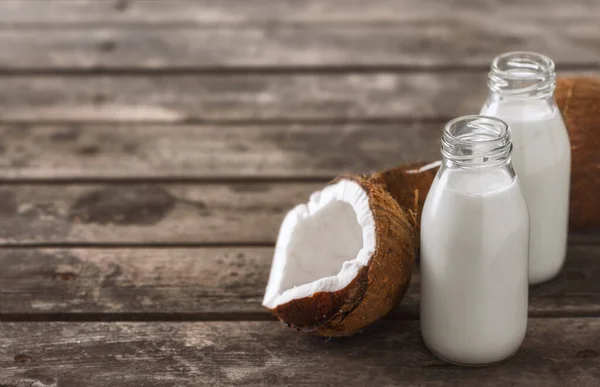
[369,162,439,230]
[271,175,415,337]
[555,76,600,231]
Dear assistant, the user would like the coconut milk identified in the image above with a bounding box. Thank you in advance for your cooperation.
[420,168,529,365]
[481,101,571,284]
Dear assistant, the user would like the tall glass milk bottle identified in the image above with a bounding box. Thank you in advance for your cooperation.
[480,52,571,285]
[420,115,529,366]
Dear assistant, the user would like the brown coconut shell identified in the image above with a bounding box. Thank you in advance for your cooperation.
[369,162,439,229]
[270,175,415,337]
[555,76,600,230]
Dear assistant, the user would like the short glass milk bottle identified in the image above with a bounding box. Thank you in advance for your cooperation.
[480,51,571,285]
[420,115,529,366]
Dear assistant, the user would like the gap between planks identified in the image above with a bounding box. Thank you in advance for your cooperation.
[0,177,337,185]
[0,312,274,323]
[0,232,598,247]
[0,117,451,127]
[3,311,600,323]
[0,63,597,76]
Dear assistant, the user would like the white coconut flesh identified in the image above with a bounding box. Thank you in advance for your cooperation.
[263,179,376,309]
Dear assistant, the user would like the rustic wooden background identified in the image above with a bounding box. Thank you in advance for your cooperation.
[0,1,599,386]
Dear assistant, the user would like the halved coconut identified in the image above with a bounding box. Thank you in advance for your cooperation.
[263,175,415,336]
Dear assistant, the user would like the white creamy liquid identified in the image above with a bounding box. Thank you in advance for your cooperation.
[481,101,571,284]
[420,168,529,365]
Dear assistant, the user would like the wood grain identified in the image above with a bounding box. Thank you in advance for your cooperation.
[0,2,597,384]
[0,183,321,245]
[2,0,598,25]
[0,245,598,318]
[0,20,598,70]
[0,123,441,180]
[0,319,599,386]
[3,72,595,123]
[1,184,599,245]
[0,72,508,122]
[2,0,598,71]
[5,1,593,70]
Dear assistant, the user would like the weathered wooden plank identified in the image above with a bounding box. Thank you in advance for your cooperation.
[0,245,598,318]
[0,319,599,386]
[1,0,597,25]
[2,71,595,123]
[1,184,599,245]
[0,183,320,244]
[0,72,504,122]
[0,19,598,70]
[0,123,441,180]
[0,248,269,316]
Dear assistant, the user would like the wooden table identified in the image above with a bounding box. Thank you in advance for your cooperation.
[0,1,599,386]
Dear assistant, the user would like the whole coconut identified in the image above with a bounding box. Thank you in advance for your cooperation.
[555,76,600,230]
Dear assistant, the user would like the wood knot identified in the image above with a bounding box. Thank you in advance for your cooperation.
[99,39,117,52]
[114,0,129,11]
[54,271,77,281]
[77,145,101,156]
[14,353,32,364]
[93,93,107,105]
[576,349,598,359]
[68,186,176,225]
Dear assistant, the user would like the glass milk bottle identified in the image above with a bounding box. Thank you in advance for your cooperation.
[420,115,529,366]
[480,51,571,285]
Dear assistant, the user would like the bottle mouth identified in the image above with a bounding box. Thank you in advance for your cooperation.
[442,115,512,166]
[488,51,556,99]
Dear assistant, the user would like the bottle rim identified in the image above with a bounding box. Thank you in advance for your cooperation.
[442,115,513,167]
[488,51,556,99]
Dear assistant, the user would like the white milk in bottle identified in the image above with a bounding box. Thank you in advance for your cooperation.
[420,115,529,366]
[481,51,571,284]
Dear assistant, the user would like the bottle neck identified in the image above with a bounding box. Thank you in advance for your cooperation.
[487,51,556,100]
[441,115,513,169]
[485,92,555,106]
[482,91,559,119]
